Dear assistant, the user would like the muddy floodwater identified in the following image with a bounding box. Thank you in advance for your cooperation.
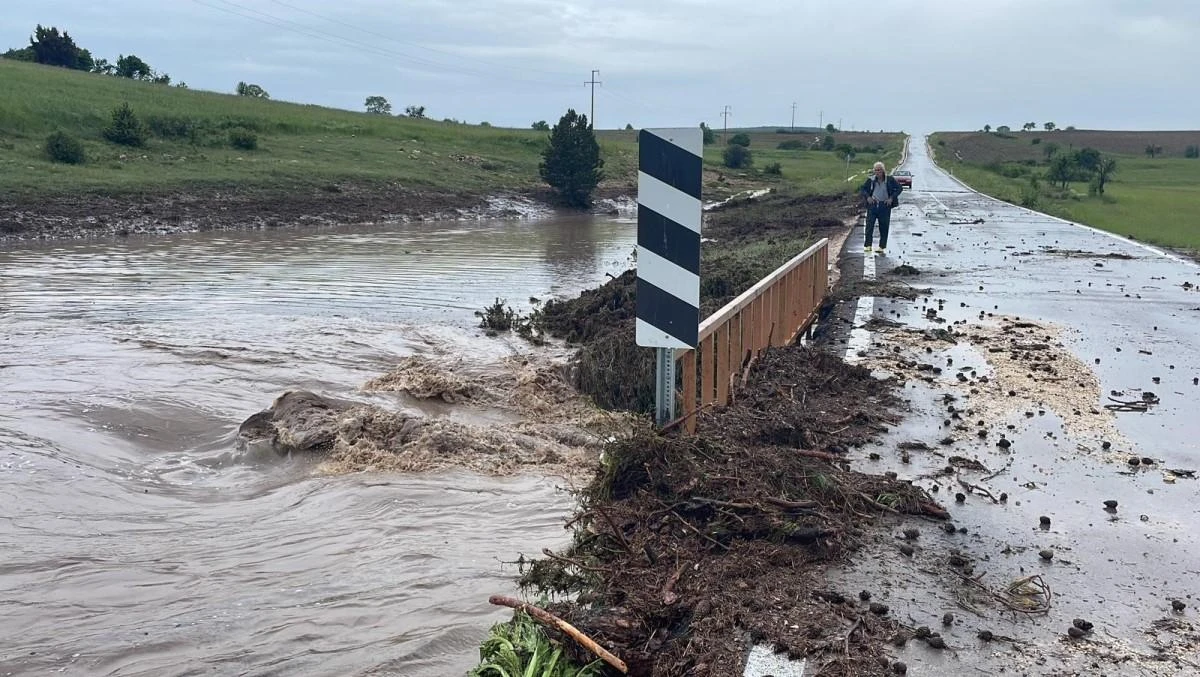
[0,214,636,676]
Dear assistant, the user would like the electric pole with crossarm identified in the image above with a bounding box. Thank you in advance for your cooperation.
[586,69,601,129]
[720,105,731,144]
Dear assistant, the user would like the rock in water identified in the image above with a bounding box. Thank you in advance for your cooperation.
[237,390,353,454]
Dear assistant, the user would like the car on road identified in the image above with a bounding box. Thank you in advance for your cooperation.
[893,169,913,189]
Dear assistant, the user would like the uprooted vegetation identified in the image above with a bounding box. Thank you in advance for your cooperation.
[517,346,949,676]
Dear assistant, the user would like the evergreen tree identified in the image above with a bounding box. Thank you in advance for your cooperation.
[539,109,604,208]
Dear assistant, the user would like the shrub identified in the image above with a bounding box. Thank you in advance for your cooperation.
[102,102,147,147]
[228,127,258,150]
[763,162,782,176]
[1031,137,1042,145]
[44,131,85,164]
[1186,145,1200,159]
[145,114,196,140]
[476,298,518,331]
[723,144,753,169]
[821,135,835,151]
[777,139,805,150]
[728,133,751,147]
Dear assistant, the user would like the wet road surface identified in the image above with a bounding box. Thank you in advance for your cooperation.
[0,215,635,676]
[832,136,1200,674]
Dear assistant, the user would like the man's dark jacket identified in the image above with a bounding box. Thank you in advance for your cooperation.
[859,175,903,207]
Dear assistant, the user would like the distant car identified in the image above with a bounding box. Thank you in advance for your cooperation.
[893,169,913,189]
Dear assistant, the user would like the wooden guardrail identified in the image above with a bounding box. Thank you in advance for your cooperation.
[675,238,829,432]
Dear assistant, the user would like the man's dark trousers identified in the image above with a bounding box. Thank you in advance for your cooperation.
[865,203,892,249]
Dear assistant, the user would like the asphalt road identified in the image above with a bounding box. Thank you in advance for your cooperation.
[826,136,1200,675]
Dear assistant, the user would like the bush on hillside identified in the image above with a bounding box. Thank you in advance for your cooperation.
[145,114,196,140]
[1186,145,1199,159]
[102,103,147,147]
[228,127,258,150]
[44,131,85,164]
[723,144,753,169]
[728,133,751,147]
[777,139,805,150]
[763,161,782,176]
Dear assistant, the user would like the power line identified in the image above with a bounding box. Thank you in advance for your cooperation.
[263,0,580,82]
[190,0,576,89]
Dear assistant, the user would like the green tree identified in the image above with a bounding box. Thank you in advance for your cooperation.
[624,123,634,131]
[27,25,93,70]
[91,58,115,75]
[2,46,35,61]
[1144,144,1163,158]
[984,124,991,133]
[1074,147,1102,172]
[364,96,391,115]
[236,81,270,98]
[1185,145,1199,159]
[404,105,426,118]
[821,134,835,151]
[723,144,752,169]
[997,125,1011,134]
[700,122,715,145]
[825,123,836,133]
[1046,154,1074,189]
[539,109,604,208]
[102,102,147,147]
[1044,121,1056,131]
[1023,122,1036,131]
[1043,142,1060,159]
[728,133,750,147]
[116,54,152,80]
[531,120,550,131]
[1093,155,1117,194]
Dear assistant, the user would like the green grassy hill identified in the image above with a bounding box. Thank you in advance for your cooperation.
[930,131,1200,252]
[1,58,907,237]
[0,58,638,199]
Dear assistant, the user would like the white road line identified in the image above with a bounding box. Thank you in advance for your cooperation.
[844,247,875,363]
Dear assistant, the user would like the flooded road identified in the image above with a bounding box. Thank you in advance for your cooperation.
[832,137,1200,674]
[0,214,636,676]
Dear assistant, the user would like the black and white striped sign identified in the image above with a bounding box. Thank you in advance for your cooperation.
[636,128,702,349]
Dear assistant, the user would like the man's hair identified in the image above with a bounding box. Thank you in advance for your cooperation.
[873,162,886,171]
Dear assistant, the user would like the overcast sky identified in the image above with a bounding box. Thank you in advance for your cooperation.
[3,0,1196,132]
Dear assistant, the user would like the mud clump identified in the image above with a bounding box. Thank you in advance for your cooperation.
[520,344,948,676]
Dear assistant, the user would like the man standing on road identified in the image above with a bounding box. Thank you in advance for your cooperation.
[859,161,902,255]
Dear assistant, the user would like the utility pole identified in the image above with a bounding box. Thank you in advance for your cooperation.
[720,105,731,143]
[791,102,797,132]
[585,69,601,129]
[819,110,823,129]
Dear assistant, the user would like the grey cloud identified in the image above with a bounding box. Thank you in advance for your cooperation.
[4,0,1198,130]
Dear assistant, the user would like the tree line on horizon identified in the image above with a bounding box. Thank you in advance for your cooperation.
[3,24,274,99]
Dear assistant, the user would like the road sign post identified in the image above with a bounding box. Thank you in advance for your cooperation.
[634,128,703,426]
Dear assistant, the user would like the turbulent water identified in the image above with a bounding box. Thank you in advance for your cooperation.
[0,214,635,676]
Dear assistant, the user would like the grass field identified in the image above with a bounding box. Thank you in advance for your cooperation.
[0,58,638,199]
[930,131,1200,252]
[0,58,902,205]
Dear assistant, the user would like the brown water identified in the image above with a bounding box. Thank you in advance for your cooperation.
[0,214,635,676]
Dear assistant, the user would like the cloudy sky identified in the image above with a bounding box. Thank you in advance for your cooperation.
[3,0,1196,131]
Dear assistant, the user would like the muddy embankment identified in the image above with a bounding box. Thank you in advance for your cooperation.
[0,183,636,241]
[238,188,959,676]
[479,192,964,677]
